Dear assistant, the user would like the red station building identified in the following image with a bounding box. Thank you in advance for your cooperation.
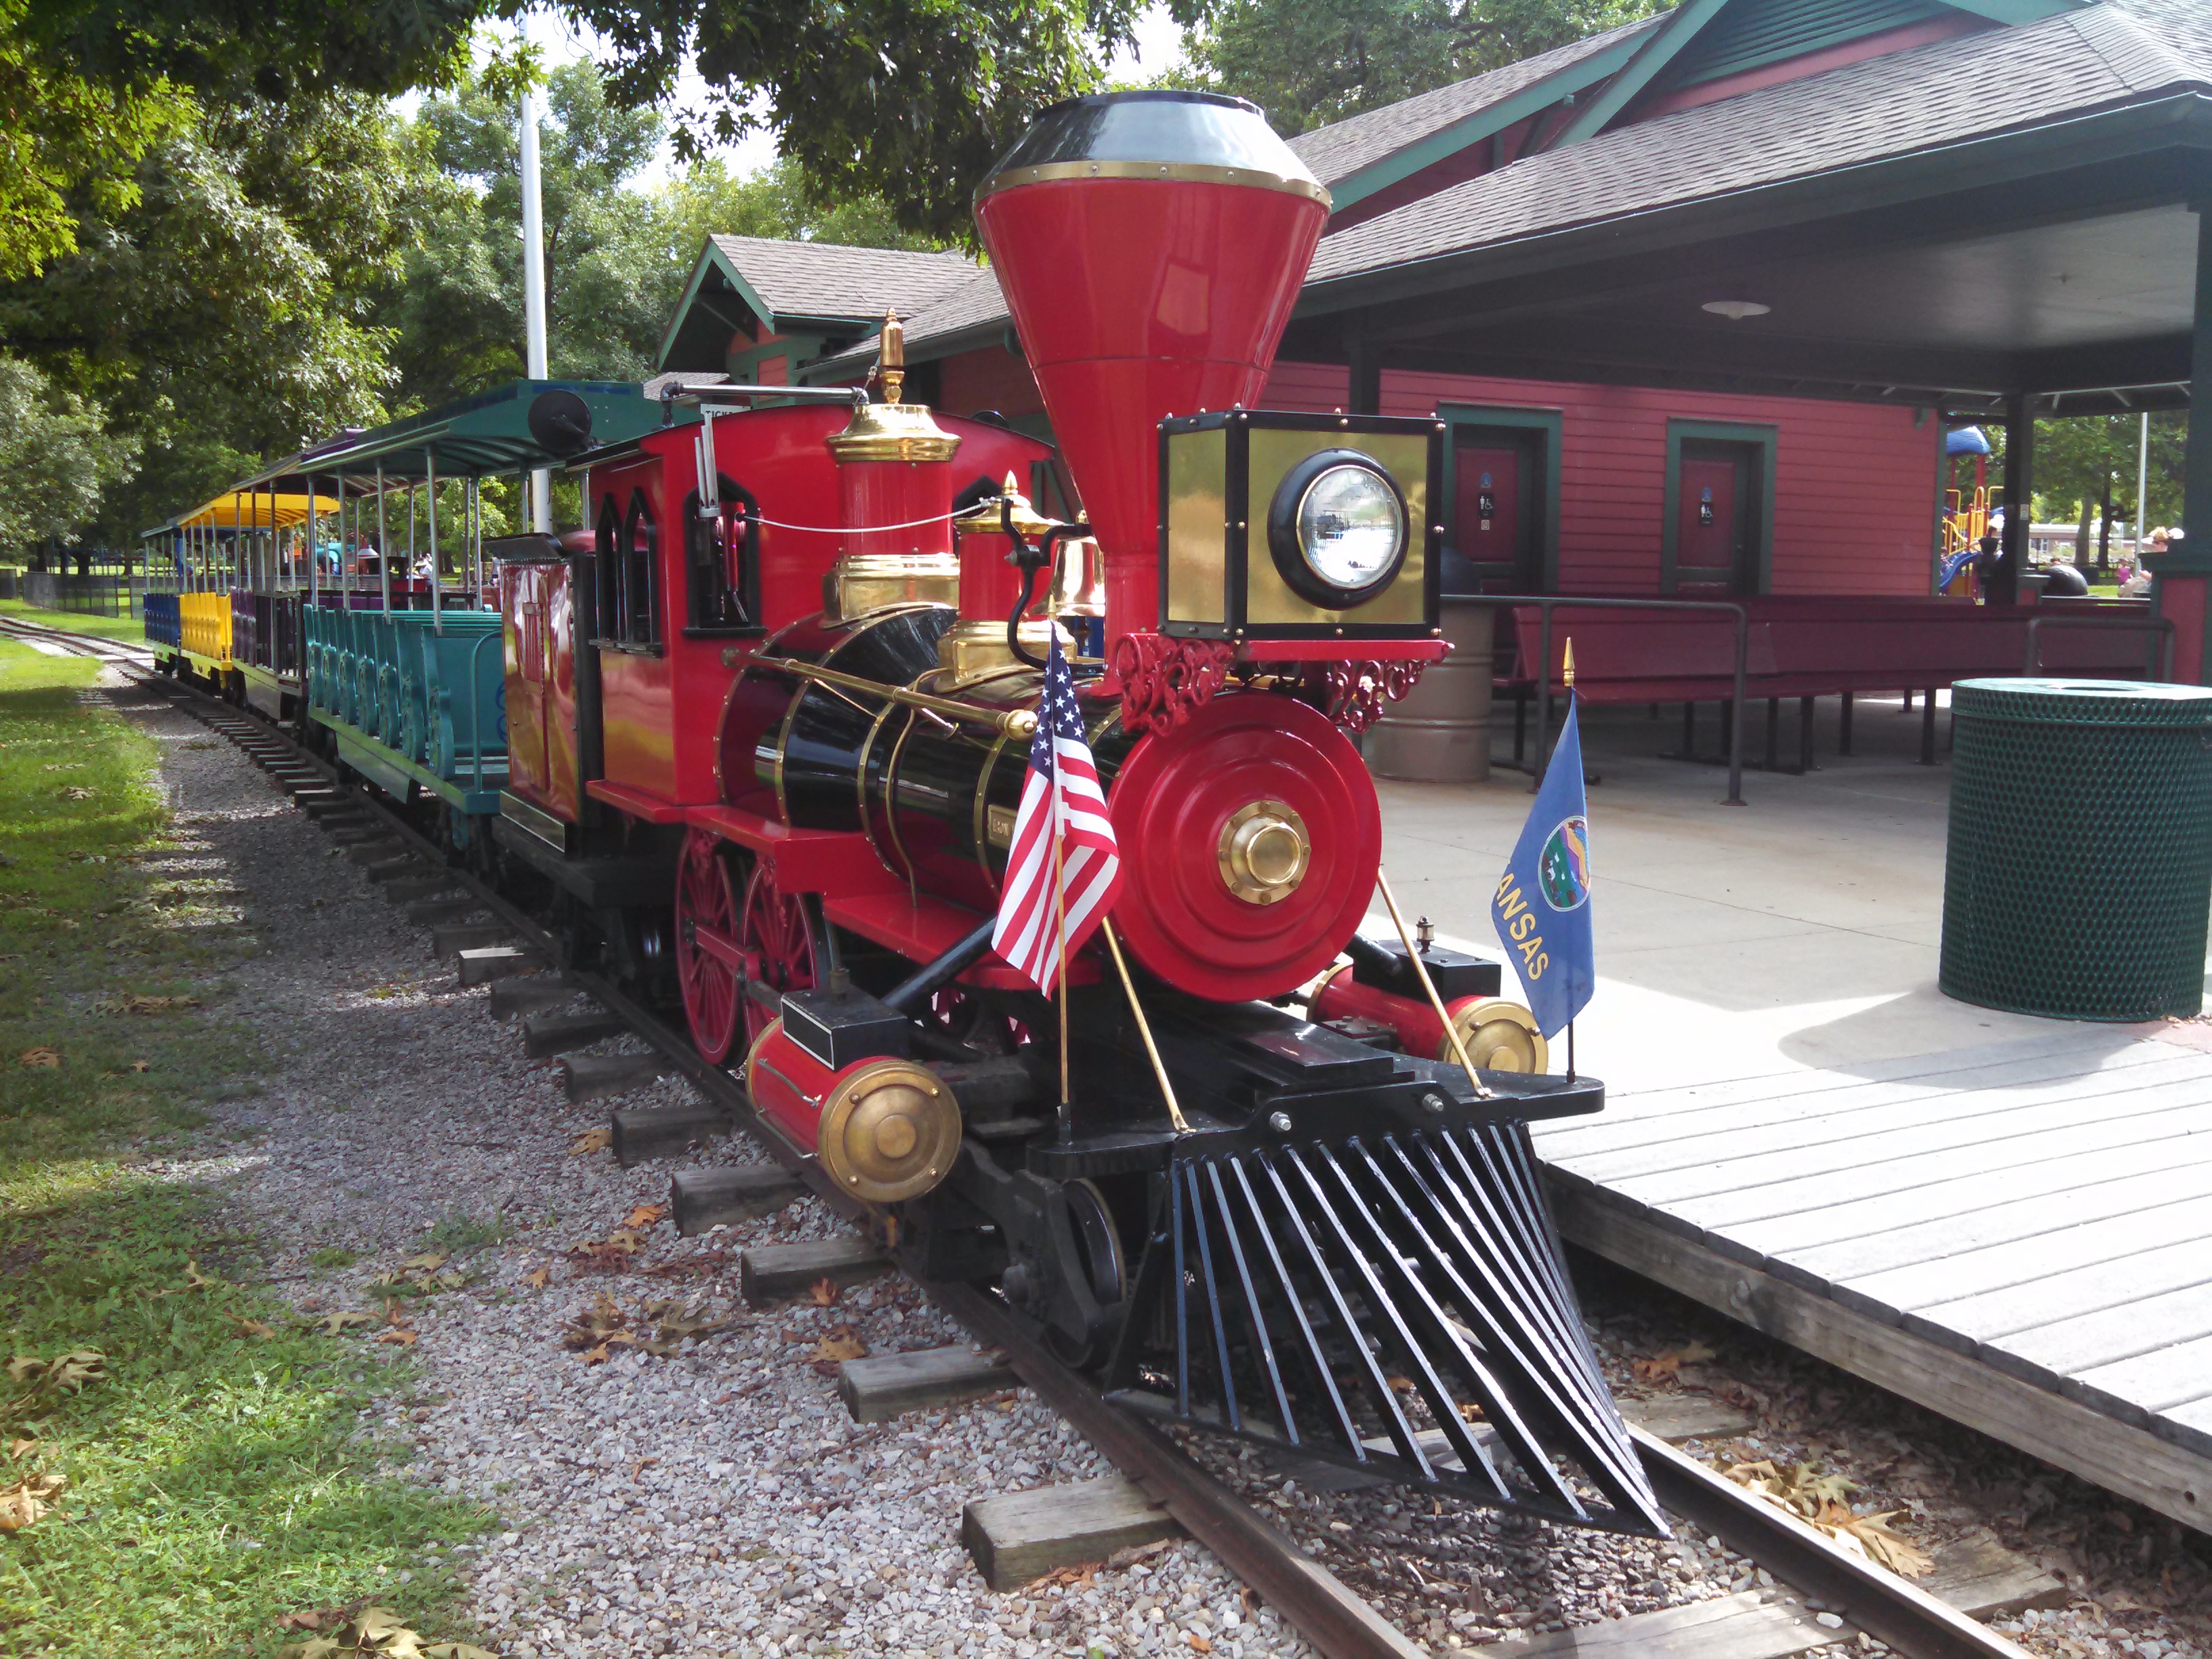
[657,0,2211,785]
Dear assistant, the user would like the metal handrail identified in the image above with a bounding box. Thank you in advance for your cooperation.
[1460,593,1753,805]
[2021,612,2174,680]
[466,628,502,792]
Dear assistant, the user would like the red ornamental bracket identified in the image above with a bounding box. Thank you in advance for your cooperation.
[1113,632,1236,737]
[1323,659,1426,734]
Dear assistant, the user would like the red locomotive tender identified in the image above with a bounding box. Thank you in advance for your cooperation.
[489,91,1662,1533]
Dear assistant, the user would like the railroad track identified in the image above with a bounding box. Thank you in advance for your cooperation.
[0,613,157,665]
[40,615,2031,1659]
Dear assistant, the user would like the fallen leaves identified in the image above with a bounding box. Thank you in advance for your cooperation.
[1633,1339,1717,1385]
[804,1276,842,1308]
[316,1310,380,1336]
[0,1471,64,1532]
[521,1266,551,1290]
[6,1351,104,1395]
[16,1047,59,1069]
[567,1229,652,1271]
[569,1127,611,1155]
[279,1603,495,1658]
[1721,1458,1934,1578]
[100,993,201,1015]
[365,1251,467,1296]
[563,1293,734,1363]
[229,1315,276,1341]
[808,1324,868,1375]
[622,1204,667,1229]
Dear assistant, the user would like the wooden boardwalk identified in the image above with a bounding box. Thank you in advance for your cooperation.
[1532,1027,2212,1534]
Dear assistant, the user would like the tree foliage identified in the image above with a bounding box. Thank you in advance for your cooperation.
[2011,412,2188,565]
[0,354,134,548]
[1167,0,1669,134]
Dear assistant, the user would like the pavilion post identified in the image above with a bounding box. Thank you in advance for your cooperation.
[1995,392,2030,609]
[2149,199,2212,684]
[1347,319,1382,417]
[308,478,320,611]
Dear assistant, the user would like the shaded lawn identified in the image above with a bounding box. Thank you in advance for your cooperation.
[0,597,148,645]
[0,641,493,1654]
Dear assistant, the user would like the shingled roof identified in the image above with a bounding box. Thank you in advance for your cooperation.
[702,234,977,326]
[1284,14,1666,188]
[1303,0,2212,294]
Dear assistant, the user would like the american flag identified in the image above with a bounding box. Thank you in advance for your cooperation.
[992,634,1122,996]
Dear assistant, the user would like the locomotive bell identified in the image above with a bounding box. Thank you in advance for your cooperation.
[825,309,962,622]
[973,91,1329,653]
[942,472,1070,682]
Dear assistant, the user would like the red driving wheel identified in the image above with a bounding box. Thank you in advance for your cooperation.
[737,862,817,1045]
[674,830,741,1063]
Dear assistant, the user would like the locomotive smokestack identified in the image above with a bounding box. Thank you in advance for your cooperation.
[972,92,1328,653]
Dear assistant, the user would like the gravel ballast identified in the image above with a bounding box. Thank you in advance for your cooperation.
[119,678,1845,1658]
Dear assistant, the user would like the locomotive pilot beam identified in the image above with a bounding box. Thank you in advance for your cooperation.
[449,87,1669,1536]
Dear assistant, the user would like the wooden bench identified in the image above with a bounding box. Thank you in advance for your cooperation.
[1490,595,2165,783]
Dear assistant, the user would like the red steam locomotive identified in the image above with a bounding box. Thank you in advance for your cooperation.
[489,91,1662,1534]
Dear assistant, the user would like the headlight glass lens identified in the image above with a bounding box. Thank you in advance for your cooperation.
[1296,465,1404,592]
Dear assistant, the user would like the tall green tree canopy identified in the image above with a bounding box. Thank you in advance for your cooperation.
[1169,0,1668,135]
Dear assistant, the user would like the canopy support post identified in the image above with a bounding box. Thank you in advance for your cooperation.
[2151,196,2212,684]
[428,450,442,634]
[1996,391,2030,609]
[378,466,391,615]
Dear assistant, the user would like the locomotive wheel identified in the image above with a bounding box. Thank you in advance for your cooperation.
[736,863,817,1046]
[674,830,742,1065]
[929,985,1028,1054]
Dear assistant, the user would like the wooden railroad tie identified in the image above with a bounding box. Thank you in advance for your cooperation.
[384,875,460,905]
[738,1237,888,1306]
[488,976,570,1019]
[363,855,424,883]
[523,1008,626,1058]
[432,921,514,957]
[405,895,485,926]
[838,1344,1012,1424]
[566,1052,675,1106]
[962,1477,1183,1593]
[345,841,408,866]
[457,945,540,988]
[609,1101,722,1166]
[669,1165,804,1235]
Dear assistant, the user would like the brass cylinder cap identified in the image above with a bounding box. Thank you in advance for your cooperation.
[1218,798,1311,905]
[817,1059,964,1205]
[1446,998,1549,1074]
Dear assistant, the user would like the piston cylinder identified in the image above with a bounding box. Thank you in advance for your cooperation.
[1309,964,1547,1073]
[745,1019,962,1203]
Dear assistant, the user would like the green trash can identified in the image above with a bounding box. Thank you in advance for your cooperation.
[1941,678,2212,1021]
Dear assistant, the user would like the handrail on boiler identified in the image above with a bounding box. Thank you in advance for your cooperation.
[1460,594,1753,806]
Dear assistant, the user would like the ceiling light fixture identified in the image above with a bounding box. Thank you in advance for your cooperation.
[1702,300,1771,321]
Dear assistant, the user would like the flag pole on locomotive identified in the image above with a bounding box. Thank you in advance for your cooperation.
[1494,638,1595,1080]
[991,632,1137,1141]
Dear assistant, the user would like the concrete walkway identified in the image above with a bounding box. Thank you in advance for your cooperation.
[1367,692,2178,1092]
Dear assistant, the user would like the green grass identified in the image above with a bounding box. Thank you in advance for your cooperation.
[0,597,148,644]
[0,641,493,1655]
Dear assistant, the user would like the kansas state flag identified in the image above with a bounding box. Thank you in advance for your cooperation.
[1492,697,1594,1039]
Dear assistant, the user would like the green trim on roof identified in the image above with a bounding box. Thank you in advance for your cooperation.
[1938,0,2080,21]
[1553,0,1736,147]
[1672,0,1948,88]
[655,240,777,373]
[1326,29,1654,212]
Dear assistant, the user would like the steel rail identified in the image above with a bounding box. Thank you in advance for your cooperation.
[36,613,2030,1659]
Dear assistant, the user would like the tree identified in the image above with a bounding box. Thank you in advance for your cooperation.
[2013,412,2187,569]
[0,353,134,554]
[0,0,189,283]
[1167,0,1670,135]
[0,86,443,545]
[30,0,1156,244]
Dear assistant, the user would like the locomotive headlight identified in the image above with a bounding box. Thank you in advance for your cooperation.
[1267,450,1409,607]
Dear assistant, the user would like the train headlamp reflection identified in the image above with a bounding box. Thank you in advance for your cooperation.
[1267,450,1409,607]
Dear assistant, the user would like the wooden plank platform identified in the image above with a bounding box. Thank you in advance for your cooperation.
[1533,1030,2212,1536]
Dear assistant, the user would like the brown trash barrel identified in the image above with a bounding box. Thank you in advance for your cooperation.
[1366,600,1494,782]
